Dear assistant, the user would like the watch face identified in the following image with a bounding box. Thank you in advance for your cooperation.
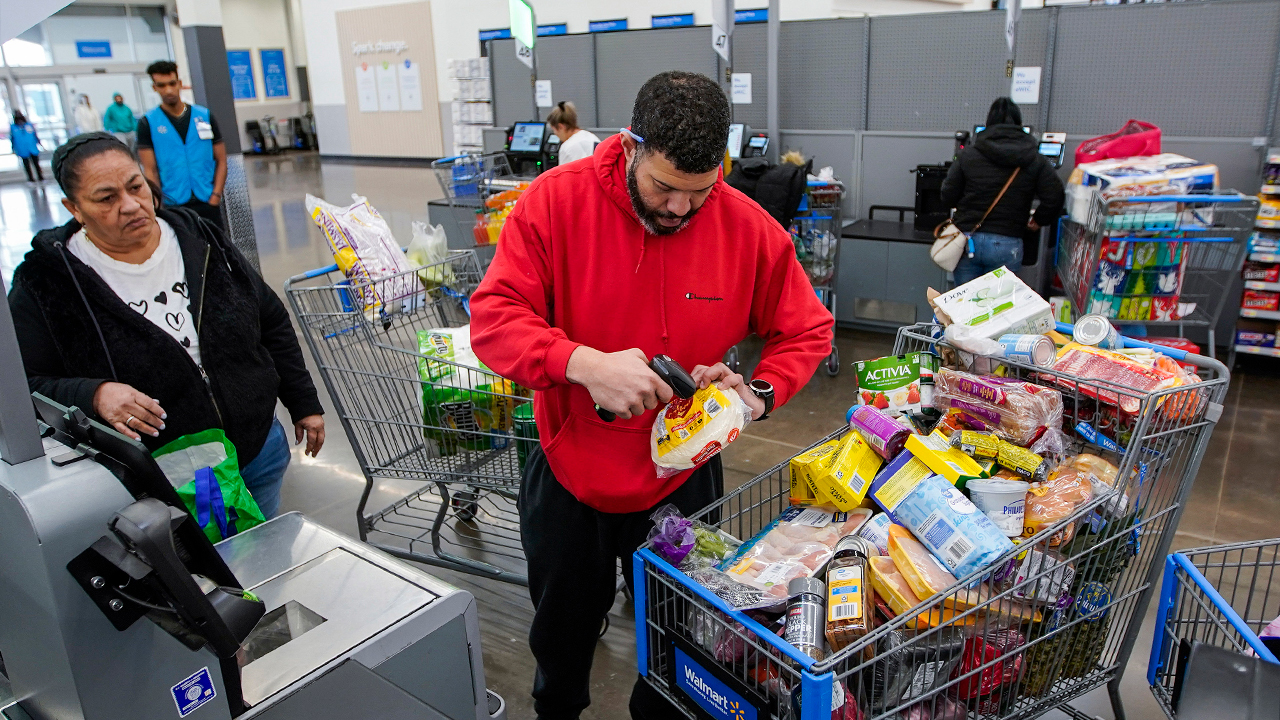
[749,379,773,394]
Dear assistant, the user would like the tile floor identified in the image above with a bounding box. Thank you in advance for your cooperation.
[2,152,1278,720]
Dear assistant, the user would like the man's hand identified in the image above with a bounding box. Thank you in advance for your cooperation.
[94,382,166,440]
[691,363,767,420]
[1027,218,1041,232]
[208,192,222,207]
[294,414,325,457]
[566,347,672,420]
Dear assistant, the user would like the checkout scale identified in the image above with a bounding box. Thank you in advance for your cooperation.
[0,366,505,717]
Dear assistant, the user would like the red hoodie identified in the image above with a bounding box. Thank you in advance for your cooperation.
[470,134,834,513]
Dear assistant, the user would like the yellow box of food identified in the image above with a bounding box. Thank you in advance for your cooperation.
[813,431,884,511]
[789,439,839,504]
[905,430,988,490]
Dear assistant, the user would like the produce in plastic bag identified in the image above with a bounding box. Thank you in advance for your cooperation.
[406,221,453,286]
[719,505,872,609]
[1024,466,1095,546]
[645,504,740,570]
[306,193,416,310]
[652,384,752,478]
[933,368,1063,448]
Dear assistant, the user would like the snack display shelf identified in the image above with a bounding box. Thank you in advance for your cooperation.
[1258,219,1280,230]
[1244,280,1280,291]
[1233,344,1280,358]
[1239,308,1280,320]
[1263,184,1280,195]
[1249,252,1280,263]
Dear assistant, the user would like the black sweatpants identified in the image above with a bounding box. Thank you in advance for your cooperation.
[181,198,226,231]
[519,445,722,720]
[20,155,43,182]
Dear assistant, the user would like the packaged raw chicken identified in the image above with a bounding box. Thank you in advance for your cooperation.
[932,368,1064,448]
[719,506,872,608]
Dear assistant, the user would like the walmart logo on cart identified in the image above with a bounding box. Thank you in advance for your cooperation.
[674,645,755,720]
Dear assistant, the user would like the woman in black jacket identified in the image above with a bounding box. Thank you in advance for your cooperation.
[8,132,324,517]
[941,98,1065,285]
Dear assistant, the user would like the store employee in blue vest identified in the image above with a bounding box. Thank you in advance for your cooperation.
[137,60,228,230]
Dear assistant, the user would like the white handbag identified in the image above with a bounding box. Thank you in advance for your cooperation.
[930,167,1020,272]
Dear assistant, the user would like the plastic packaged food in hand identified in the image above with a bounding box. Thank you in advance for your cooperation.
[652,384,752,478]
[932,368,1064,448]
[718,505,872,609]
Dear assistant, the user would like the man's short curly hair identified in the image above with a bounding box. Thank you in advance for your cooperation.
[630,71,730,174]
[146,60,178,79]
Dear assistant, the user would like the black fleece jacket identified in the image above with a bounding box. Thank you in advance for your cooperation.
[8,207,323,467]
[940,124,1066,239]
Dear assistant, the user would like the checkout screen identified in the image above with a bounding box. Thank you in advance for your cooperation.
[510,123,546,153]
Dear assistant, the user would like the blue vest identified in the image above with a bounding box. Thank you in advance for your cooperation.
[147,104,215,204]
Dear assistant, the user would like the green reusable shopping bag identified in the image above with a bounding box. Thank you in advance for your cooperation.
[152,428,267,544]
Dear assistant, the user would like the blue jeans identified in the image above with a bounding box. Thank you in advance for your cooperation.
[952,232,1024,286]
[241,419,291,519]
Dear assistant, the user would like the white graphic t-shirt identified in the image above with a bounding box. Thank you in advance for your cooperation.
[69,218,201,365]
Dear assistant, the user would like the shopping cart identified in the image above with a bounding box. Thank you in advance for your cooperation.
[635,322,1230,720]
[1149,539,1280,718]
[725,179,845,378]
[430,152,532,248]
[284,250,531,585]
[1056,191,1259,358]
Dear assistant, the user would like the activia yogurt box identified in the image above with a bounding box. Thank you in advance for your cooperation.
[853,353,930,417]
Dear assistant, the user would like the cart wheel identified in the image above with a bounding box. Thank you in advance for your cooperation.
[826,346,840,377]
[451,489,480,522]
[600,615,611,638]
[726,346,740,374]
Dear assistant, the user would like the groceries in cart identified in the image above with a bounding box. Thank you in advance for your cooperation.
[928,267,1055,340]
[792,226,838,285]
[306,193,418,311]
[651,383,753,478]
[417,325,528,454]
[852,352,937,417]
[1066,153,1218,223]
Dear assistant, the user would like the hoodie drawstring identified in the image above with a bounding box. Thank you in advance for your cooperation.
[659,240,669,347]
[55,240,119,381]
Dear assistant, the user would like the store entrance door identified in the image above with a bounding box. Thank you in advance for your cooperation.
[20,81,69,149]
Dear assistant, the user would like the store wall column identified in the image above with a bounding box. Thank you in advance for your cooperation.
[174,0,259,269]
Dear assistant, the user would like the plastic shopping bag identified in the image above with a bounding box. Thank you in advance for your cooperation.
[306,193,417,311]
[1074,120,1161,166]
[407,221,453,287]
[152,429,266,544]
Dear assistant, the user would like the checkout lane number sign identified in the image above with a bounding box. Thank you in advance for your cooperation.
[673,645,756,720]
[171,666,217,717]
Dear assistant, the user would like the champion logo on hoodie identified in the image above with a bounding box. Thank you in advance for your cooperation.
[685,292,723,302]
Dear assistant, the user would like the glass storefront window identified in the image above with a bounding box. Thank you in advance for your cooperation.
[22,83,69,148]
[1,26,53,67]
[130,7,170,64]
[44,5,131,65]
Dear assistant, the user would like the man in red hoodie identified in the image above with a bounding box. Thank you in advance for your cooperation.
[470,71,833,719]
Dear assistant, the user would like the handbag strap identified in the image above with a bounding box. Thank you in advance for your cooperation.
[970,167,1020,234]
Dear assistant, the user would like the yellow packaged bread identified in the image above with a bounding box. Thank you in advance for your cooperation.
[789,440,837,504]
[813,431,884,511]
[887,524,958,599]
[905,429,987,489]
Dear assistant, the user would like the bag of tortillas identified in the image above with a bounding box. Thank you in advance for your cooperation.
[651,384,752,478]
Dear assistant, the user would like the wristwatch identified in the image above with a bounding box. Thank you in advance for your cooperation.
[748,379,774,420]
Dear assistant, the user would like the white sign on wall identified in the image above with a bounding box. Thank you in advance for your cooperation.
[535,80,553,108]
[1010,66,1042,104]
[376,61,400,111]
[398,59,423,111]
[356,62,378,112]
[731,73,752,104]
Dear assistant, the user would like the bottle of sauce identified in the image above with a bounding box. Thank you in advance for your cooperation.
[825,535,878,656]
[784,577,826,662]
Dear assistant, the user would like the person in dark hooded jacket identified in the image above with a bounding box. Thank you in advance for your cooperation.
[7,132,324,518]
[941,97,1065,285]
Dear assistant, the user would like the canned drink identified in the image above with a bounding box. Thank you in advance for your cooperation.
[513,402,538,472]
[997,333,1056,368]
[1074,314,1122,350]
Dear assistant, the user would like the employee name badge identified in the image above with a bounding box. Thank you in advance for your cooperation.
[195,118,214,140]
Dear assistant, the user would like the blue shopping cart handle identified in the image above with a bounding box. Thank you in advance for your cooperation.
[1055,321,1189,361]
[1112,194,1248,203]
[289,264,340,282]
[1170,553,1280,664]
[436,154,472,163]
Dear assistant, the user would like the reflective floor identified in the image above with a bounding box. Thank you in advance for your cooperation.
[2,151,1278,720]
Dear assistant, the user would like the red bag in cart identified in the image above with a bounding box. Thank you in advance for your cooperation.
[1074,120,1161,166]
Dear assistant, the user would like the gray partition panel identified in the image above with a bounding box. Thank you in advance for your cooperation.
[594,26,718,129]
[532,34,599,128]
[1050,1,1280,137]
[779,18,865,131]
[869,11,1030,132]
[491,38,531,128]
[730,23,768,130]
[857,133,955,218]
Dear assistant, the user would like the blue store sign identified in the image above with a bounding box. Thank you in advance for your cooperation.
[652,13,694,28]
[672,645,757,720]
[479,28,512,41]
[735,9,768,23]
[75,40,112,58]
[226,50,256,100]
[537,24,567,36]
[260,49,289,98]
[588,19,628,33]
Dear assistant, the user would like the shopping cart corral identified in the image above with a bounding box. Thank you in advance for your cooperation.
[1149,539,1280,718]
[285,250,532,585]
[1056,191,1259,358]
[635,322,1230,720]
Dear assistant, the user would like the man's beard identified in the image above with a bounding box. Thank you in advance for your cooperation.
[627,163,698,236]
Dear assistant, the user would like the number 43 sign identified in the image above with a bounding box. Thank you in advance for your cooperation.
[515,39,533,69]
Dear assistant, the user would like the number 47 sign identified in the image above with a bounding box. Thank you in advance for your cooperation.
[711,24,729,61]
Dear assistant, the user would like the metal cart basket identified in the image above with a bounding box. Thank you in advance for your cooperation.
[284,250,530,585]
[635,322,1229,720]
[430,152,531,248]
[795,179,845,377]
[1056,191,1259,357]
[1149,538,1280,718]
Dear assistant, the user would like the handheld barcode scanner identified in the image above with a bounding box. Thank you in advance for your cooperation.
[596,354,697,422]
